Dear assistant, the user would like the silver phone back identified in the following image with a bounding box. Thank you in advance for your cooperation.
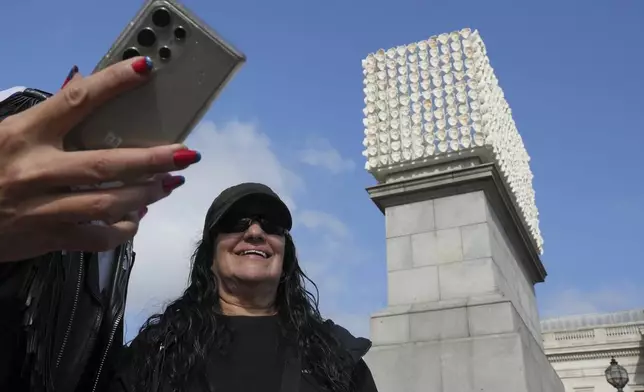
[65,0,245,150]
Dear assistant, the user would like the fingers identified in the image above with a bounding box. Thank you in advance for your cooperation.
[50,213,140,252]
[37,144,195,187]
[22,175,183,227]
[16,56,154,139]
[61,65,80,89]
[0,209,143,261]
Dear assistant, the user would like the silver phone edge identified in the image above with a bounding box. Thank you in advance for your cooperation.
[166,0,246,62]
[175,58,246,144]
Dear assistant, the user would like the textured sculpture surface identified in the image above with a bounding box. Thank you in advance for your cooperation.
[361,28,543,253]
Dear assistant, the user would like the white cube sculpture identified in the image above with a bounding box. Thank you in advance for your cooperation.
[361,28,543,253]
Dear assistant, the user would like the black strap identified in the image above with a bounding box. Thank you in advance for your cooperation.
[279,346,301,392]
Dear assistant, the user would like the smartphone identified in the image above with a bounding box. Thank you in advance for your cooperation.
[64,0,246,151]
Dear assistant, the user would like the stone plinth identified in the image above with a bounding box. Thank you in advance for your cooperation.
[364,161,564,392]
[360,28,563,392]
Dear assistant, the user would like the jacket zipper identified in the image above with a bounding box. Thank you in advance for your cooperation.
[55,252,84,368]
[91,310,123,392]
[91,244,128,392]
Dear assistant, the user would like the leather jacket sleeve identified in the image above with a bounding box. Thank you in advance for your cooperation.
[0,259,35,391]
[0,245,134,392]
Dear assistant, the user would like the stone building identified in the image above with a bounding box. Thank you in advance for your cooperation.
[542,310,644,392]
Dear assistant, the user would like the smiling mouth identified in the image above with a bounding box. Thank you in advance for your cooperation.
[236,249,270,259]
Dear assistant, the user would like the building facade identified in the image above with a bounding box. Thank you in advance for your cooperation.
[542,310,644,392]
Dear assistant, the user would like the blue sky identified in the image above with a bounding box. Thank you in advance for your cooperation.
[2,0,643,339]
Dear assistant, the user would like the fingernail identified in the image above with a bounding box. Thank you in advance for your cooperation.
[162,175,185,192]
[173,149,201,168]
[132,56,153,74]
[61,65,79,88]
[139,207,148,219]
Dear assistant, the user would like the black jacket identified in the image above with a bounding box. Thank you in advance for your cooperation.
[108,320,378,392]
[0,243,135,392]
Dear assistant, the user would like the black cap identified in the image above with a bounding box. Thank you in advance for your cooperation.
[203,182,292,238]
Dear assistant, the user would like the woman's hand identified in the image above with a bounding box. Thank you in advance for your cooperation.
[0,57,201,262]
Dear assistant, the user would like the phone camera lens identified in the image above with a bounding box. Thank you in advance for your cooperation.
[137,28,156,47]
[152,8,171,27]
[122,47,140,60]
[159,46,172,60]
[174,26,187,40]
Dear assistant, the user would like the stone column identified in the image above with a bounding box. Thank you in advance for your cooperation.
[359,29,564,392]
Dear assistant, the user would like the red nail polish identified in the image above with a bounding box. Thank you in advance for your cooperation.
[132,57,153,74]
[61,65,79,88]
[162,176,185,192]
[173,149,201,168]
[139,207,148,219]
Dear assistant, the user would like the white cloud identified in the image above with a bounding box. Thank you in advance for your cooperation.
[539,285,644,320]
[540,289,602,318]
[297,137,355,174]
[299,259,372,339]
[124,120,374,340]
[297,210,350,239]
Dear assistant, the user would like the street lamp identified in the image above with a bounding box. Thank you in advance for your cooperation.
[605,357,629,391]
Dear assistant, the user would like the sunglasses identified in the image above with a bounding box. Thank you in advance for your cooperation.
[217,216,287,236]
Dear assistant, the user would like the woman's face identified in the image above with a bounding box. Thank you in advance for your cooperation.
[212,216,286,287]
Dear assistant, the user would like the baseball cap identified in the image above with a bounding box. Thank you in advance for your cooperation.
[203,182,292,238]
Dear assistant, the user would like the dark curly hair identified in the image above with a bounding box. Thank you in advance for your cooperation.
[127,232,355,391]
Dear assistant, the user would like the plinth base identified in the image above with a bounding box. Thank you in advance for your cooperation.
[365,160,563,392]
[366,299,563,392]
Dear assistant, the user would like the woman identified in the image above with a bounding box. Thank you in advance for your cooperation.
[111,182,378,392]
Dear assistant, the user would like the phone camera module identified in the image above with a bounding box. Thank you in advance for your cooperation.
[174,26,187,40]
[137,28,156,47]
[122,47,141,60]
[159,46,172,60]
[152,8,171,28]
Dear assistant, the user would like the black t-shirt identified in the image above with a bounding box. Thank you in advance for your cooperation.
[209,315,286,392]
[208,315,377,392]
